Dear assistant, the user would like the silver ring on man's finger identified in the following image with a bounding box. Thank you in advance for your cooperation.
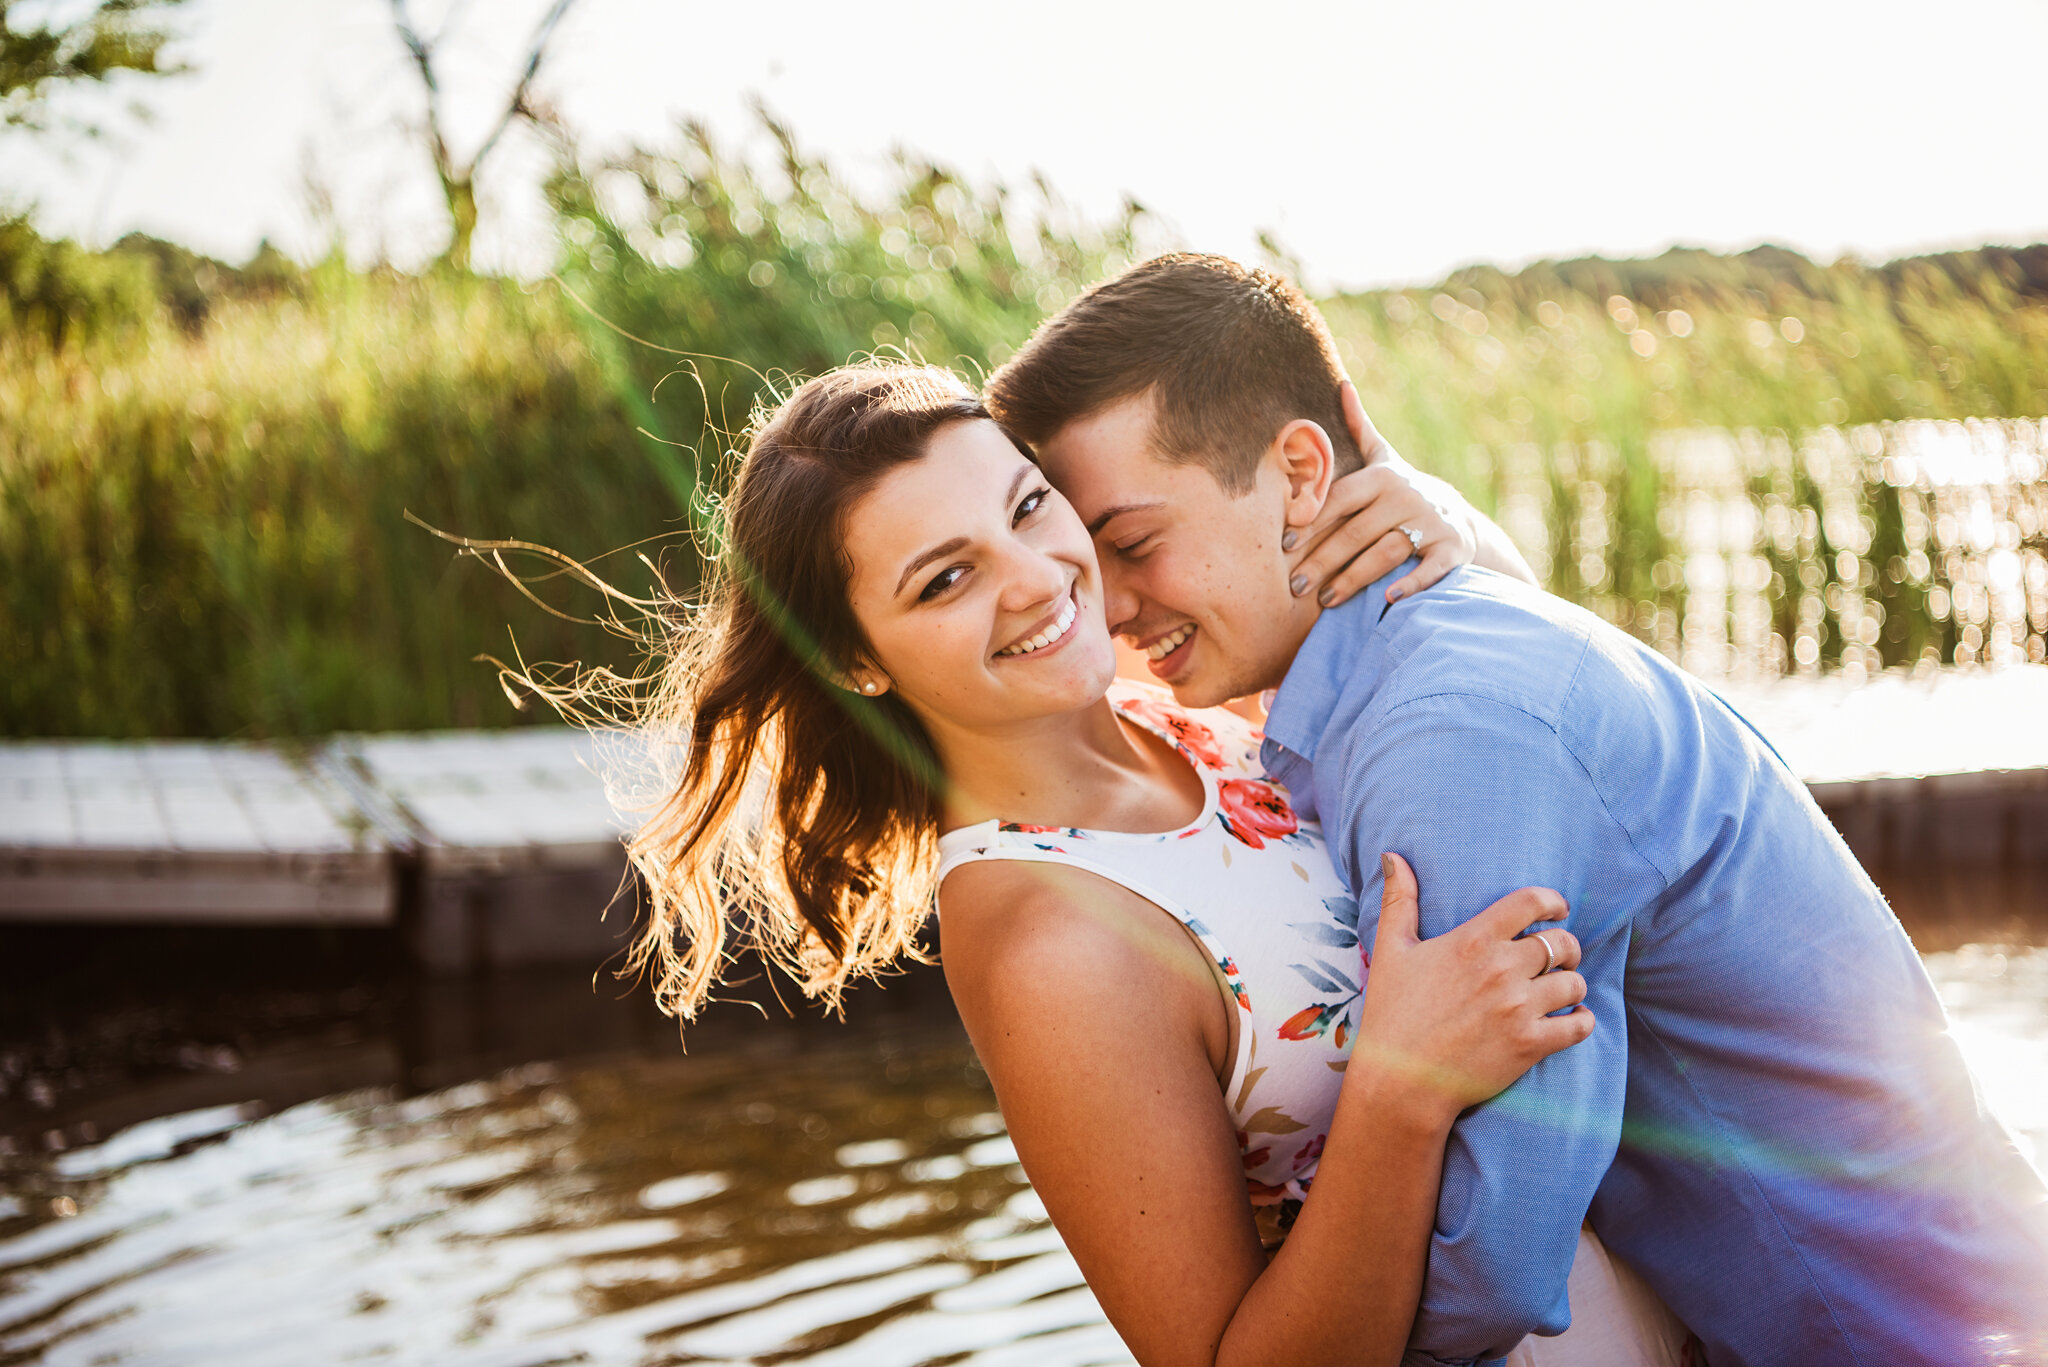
[1527,930,1558,975]
[1399,524,1424,556]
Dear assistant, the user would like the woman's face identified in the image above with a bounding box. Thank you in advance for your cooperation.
[840,418,1116,733]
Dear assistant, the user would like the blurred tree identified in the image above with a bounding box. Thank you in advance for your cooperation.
[0,211,156,340]
[389,0,576,272]
[0,0,187,134]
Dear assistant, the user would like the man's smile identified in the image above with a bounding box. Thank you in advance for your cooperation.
[1128,621,1198,680]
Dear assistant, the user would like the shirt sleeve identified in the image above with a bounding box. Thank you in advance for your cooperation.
[1332,692,1665,1365]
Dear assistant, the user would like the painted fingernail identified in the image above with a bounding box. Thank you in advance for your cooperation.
[1281,529,1299,551]
[1386,586,1404,602]
[1290,574,1309,596]
[1381,853,1395,879]
[1317,586,1337,607]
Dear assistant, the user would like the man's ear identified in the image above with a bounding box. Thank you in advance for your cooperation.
[1272,419,1337,530]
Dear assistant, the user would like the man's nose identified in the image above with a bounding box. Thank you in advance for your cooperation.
[1095,557,1143,637]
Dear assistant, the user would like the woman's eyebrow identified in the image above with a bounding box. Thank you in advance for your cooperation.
[892,465,1036,597]
[896,538,968,596]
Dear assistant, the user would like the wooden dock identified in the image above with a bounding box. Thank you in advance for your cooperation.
[0,740,390,925]
[4,665,2046,969]
[0,728,641,971]
[1719,666,2048,881]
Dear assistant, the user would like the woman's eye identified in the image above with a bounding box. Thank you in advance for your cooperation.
[919,566,965,601]
[1013,487,1050,524]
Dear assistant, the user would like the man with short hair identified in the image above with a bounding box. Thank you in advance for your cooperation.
[985,253,2048,1366]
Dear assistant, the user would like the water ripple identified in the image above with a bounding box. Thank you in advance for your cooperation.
[0,947,2038,1365]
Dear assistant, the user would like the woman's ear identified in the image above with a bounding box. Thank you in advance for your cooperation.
[1273,419,1338,530]
[834,662,891,697]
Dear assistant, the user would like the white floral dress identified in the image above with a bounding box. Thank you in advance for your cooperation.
[938,684,1701,1357]
[936,681,1362,1239]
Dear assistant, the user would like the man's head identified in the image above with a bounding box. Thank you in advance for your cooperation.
[984,253,1365,706]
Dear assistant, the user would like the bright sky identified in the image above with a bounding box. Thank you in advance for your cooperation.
[8,0,2047,290]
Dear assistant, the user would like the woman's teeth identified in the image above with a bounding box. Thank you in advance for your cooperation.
[1146,623,1195,660]
[996,596,1078,658]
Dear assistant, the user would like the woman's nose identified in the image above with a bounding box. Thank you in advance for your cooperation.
[995,544,1068,612]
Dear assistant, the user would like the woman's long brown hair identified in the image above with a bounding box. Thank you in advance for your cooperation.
[619,362,1013,1020]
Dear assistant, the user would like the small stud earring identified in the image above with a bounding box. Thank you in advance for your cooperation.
[861,681,877,694]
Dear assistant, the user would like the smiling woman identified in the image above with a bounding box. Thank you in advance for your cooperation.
[597,360,1157,1021]
[839,416,1118,735]
[609,364,997,1019]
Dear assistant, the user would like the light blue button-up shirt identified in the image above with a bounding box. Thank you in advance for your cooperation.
[1261,565,2048,1367]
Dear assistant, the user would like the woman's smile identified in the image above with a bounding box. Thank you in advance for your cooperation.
[994,589,1081,660]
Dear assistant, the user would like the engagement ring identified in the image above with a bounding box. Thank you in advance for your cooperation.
[1399,524,1424,556]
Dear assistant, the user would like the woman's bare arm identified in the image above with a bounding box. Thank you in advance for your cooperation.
[1290,383,1540,609]
[939,856,1590,1367]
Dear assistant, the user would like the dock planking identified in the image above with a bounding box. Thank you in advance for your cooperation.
[3,665,2046,965]
[0,740,388,925]
[1719,667,2048,895]
[334,729,631,875]
[0,730,639,962]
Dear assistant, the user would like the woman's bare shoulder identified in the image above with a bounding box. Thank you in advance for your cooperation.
[940,859,1146,972]
[937,860,1206,1036]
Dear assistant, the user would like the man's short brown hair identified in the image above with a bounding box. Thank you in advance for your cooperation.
[984,253,1363,494]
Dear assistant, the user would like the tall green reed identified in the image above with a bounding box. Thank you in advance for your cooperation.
[1328,247,2048,676]
[0,265,660,738]
[4,144,2044,739]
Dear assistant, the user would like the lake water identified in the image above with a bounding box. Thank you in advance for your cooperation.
[2,922,2043,1367]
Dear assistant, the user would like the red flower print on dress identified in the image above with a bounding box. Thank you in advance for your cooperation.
[1216,778,1299,849]
[1244,1178,1291,1206]
[1120,696,1225,768]
[1278,1002,1344,1041]
[1289,1134,1326,1173]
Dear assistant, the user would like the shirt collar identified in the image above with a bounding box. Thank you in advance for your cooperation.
[1260,559,1409,766]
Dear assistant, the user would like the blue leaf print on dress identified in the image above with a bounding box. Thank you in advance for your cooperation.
[1288,921,1359,950]
[1289,961,1353,995]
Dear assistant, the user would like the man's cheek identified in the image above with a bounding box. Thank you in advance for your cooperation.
[1133,559,1192,624]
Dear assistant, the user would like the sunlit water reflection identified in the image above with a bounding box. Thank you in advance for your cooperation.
[1492,416,2048,680]
[1,946,2042,1366]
